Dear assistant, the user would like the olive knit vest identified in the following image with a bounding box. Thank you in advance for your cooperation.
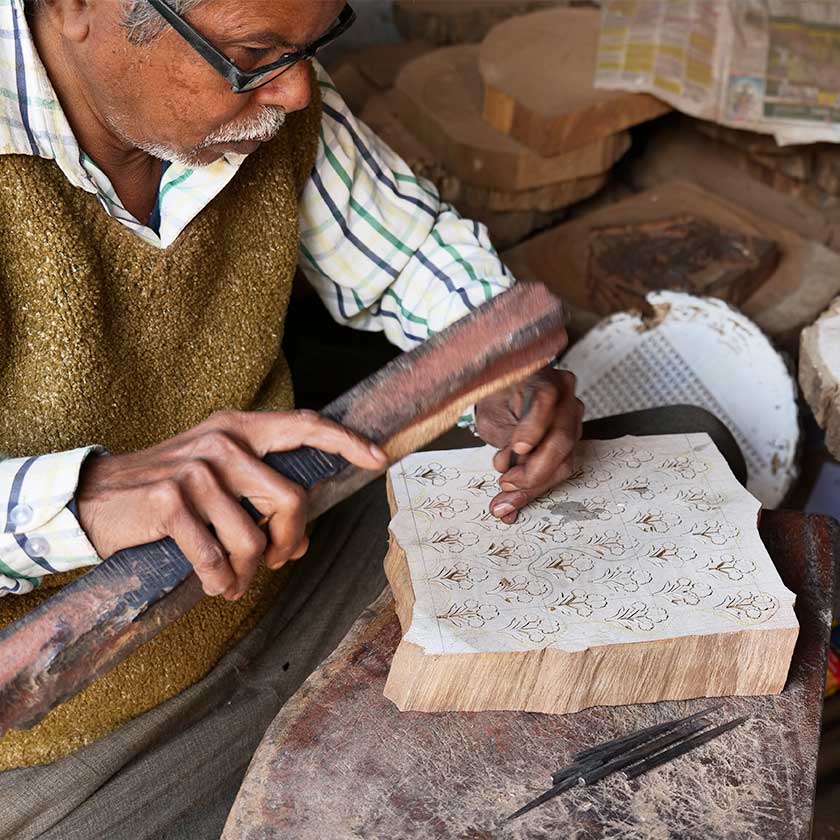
[0,88,322,769]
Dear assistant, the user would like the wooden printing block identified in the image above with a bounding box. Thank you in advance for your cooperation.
[585,215,780,317]
[503,179,840,347]
[479,8,670,156]
[0,283,567,734]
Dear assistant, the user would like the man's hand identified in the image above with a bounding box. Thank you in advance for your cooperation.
[474,369,584,524]
[76,410,387,601]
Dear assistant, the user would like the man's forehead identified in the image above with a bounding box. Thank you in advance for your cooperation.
[199,0,345,46]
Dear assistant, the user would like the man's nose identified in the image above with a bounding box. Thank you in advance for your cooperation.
[253,62,312,112]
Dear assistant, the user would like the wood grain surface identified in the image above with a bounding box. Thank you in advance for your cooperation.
[479,8,669,156]
[392,45,630,192]
[224,510,836,840]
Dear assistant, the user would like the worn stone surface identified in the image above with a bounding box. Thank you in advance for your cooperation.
[225,510,836,840]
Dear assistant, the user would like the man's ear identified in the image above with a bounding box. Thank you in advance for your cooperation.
[38,0,93,43]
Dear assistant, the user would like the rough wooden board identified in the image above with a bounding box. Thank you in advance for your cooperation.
[224,510,836,840]
[800,297,840,460]
[585,215,779,316]
[383,438,798,714]
[361,94,605,217]
[503,179,840,347]
[360,95,567,248]
[0,284,569,735]
[392,0,559,45]
[479,8,670,156]
[352,41,434,91]
[392,45,631,192]
[629,123,840,251]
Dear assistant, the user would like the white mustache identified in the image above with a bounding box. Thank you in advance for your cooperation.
[201,106,287,147]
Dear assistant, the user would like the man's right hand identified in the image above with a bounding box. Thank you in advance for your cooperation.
[76,410,387,601]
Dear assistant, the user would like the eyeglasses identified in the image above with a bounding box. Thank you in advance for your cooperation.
[146,0,356,93]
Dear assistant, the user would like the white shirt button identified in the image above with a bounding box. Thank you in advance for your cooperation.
[8,503,33,528]
[23,536,50,558]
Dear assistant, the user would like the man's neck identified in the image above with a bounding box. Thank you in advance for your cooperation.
[29,14,162,224]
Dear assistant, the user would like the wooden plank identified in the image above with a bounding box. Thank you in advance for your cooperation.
[383,439,798,714]
[479,8,670,156]
[503,180,840,348]
[224,510,836,840]
[800,296,840,460]
[392,0,558,45]
[360,95,589,244]
[628,123,835,248]
[391,45,630,192]
[0,283,568,735]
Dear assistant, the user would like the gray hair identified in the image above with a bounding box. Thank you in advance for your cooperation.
[25,0,211,43]
[122,0,210,43]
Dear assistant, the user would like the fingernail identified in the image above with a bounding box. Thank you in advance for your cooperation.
[370,443,387,462]
[513,442,532,455]
[492,503,515,517]
[500,481,517,492]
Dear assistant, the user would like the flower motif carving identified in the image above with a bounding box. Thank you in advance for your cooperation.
[407,463,460,487]
[609,602,669,632]
[702,553,756,582]
[715,591,779,623]
[539,550,595,580]
[422,528,480,554]
[658,455,710,481]
[481,539,537,568]
[674,488,724,512]
[655,577,713,606]
[617,476,667,501]
[430,563,489,591]
[594,565,653,593]
[505,615,564,644]
[605,446,654,469]
[643,542,698,567]
[414,494,470,520]
[686,520,740,546]
[632,509,683,534]
[436,599,499,629]
[548,589,608,618]
[463,473,499,497]
[489,576,551,604]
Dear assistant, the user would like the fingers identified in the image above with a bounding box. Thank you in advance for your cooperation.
[153,479,237,597]
[206,410,388,471]
[509,384,559,456]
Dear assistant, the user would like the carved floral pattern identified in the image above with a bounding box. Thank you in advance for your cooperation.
[393,435,795,655]
[430,563,488,591]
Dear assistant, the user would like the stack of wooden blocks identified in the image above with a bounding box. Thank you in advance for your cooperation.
[328,2,668,248]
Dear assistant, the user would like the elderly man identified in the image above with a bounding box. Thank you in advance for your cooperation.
[0,0,589,836]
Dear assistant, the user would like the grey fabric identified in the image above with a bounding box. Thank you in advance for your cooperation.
[0,409,746,840]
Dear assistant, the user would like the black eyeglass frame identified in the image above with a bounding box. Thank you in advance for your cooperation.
[146,0,356,93]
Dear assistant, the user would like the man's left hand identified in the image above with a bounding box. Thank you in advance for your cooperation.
[474,368,584,524]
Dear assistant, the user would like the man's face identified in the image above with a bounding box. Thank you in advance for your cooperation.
[71,0,343,166]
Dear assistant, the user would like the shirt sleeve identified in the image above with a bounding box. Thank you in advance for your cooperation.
[0,447,103,596]
[298,64,516,427]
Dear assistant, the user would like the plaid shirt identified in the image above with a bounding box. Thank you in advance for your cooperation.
[0,0,513,595]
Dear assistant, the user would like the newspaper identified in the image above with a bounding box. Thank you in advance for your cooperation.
[596,0,840,145]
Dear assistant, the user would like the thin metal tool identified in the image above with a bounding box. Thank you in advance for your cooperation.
[623,715,749,780]
[563,703,724,771]
[506,709,747,823]
[509,384,536,468]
